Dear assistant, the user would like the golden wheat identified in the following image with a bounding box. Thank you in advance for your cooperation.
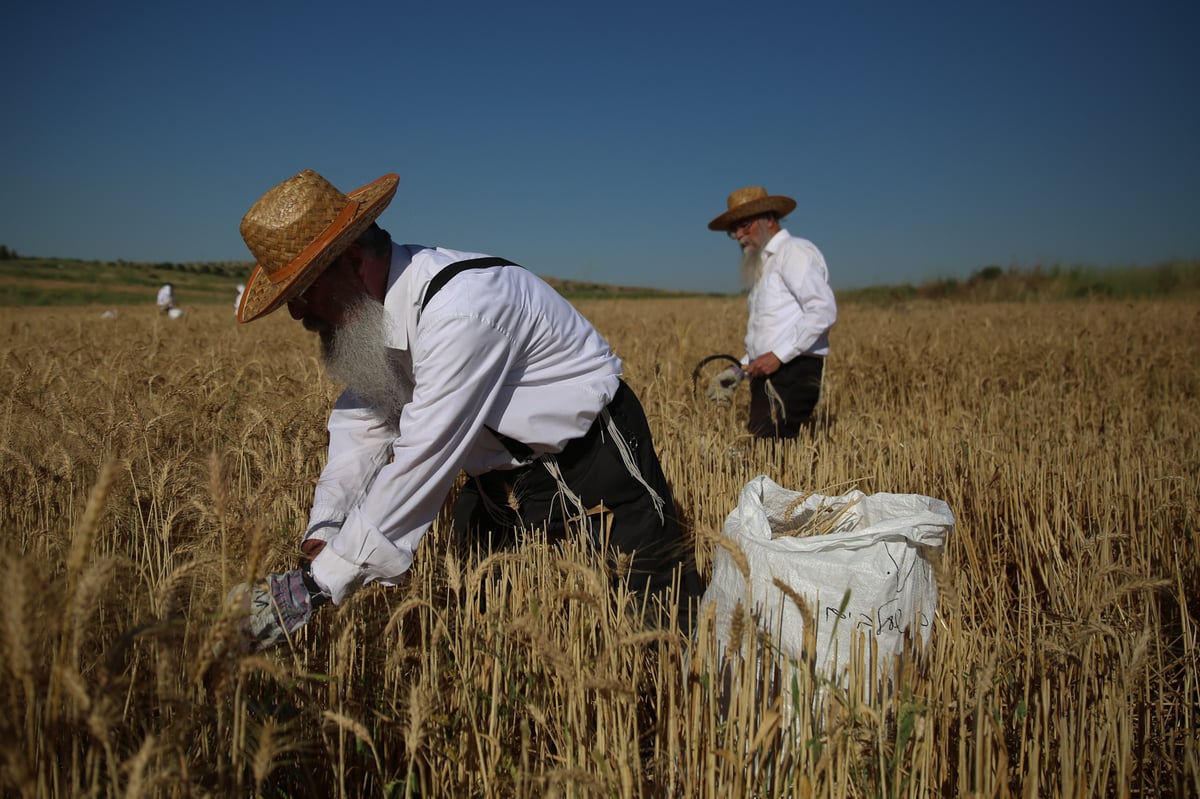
[0,298,1196,797]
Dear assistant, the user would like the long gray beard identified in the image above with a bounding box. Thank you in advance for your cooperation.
[320,298,413,423]
[739,246,764,291]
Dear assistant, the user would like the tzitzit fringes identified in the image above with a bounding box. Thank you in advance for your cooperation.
[765,378,786,430]
[540,454,591,534]
[600,410,665,524]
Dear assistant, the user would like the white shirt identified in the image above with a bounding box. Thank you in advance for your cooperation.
[309,244,622,602]
[156,285,174,308]
[744,229,837,363]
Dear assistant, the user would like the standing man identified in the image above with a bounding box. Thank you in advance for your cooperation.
[706,186,837,438]
[232,169,701,650]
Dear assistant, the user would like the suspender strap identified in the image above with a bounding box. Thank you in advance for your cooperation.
[419,256,519,312]
[418,255,532,463]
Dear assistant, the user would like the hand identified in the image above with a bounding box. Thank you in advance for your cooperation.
[745,352,782,378]
[226,569,324,653]
[300,539,326,560]
[706,365,744,403]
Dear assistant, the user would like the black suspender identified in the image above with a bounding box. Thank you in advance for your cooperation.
[418,256,534,463]
[419,256,519,312]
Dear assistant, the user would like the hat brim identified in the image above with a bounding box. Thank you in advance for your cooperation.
[237,173,399,323]
[707,195,796,231]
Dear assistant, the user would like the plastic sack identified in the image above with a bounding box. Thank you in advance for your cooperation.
[701,475,954,686]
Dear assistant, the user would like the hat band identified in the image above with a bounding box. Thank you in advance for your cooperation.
[266,199,361,285]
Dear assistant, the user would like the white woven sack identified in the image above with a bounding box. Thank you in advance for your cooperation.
[702,475,954,685]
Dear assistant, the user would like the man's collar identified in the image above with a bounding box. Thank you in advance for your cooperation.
[763,228,789,256]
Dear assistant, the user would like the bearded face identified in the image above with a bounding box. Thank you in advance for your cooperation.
[319,296,413,422]
[737,222,773,290]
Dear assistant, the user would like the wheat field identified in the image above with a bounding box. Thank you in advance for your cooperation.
[1,296,1196,798]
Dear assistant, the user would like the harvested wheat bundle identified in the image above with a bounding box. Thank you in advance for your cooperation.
[771,492,862,539]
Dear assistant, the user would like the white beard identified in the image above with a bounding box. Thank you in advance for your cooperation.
[737,225,773,290]
[320,297,414,423]
[739,246,764,291]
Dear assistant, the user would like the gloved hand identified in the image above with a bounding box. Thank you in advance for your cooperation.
[706,365,745,403]
[226,565,330,652]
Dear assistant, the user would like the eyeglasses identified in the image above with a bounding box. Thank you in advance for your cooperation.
[727,214,766,239]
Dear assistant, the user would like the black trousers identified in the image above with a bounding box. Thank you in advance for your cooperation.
[453,381,703,625]
[747,355,825,438]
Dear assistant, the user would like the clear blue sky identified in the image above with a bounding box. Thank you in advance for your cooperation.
[2,0,1197,293]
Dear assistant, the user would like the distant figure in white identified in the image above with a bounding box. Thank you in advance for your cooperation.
[157,282,184,318]
[157,283,175,313]
[234,283,246,315]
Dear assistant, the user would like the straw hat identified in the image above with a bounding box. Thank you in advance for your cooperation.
[237,169,399,322]
[707,186,796,232]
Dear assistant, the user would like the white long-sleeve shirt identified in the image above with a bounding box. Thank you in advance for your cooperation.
[744,230,837,363]
[308,243,622,603]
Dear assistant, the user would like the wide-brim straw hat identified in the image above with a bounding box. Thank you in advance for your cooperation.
[237,169,399,322]
[707,186,796,231]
